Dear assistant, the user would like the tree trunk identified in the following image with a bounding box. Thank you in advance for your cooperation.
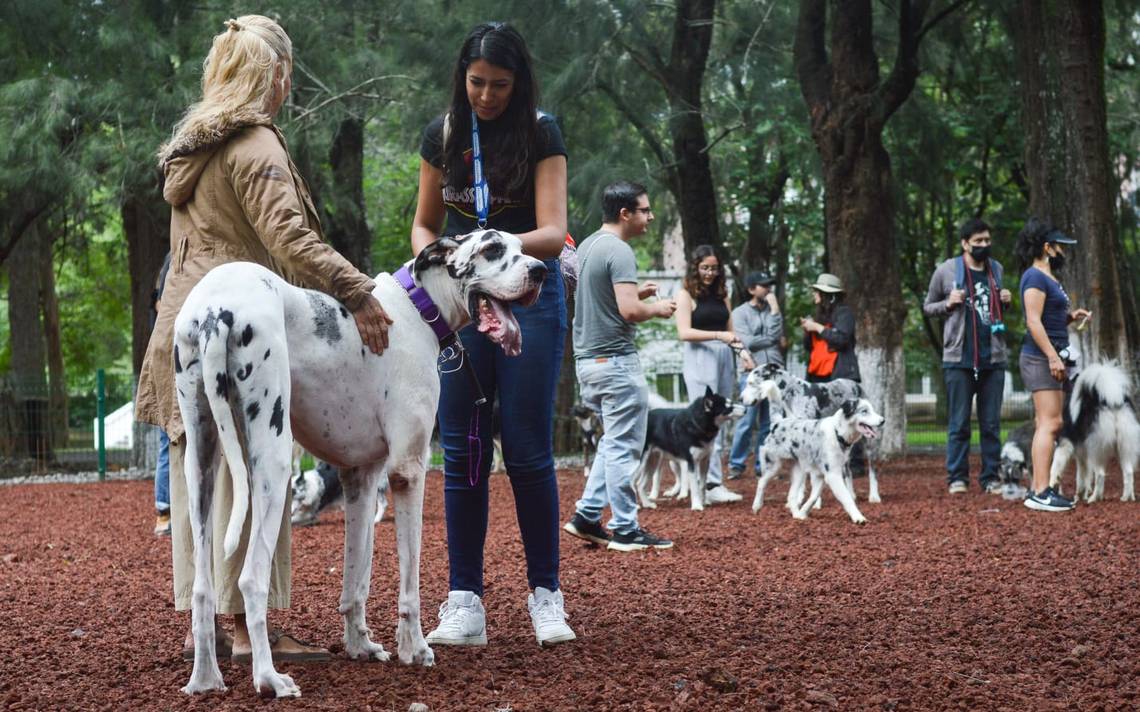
[325,117,373,274]
[667,0,720,257]
[794,0,937,455]
[40,232,68,449]
[1014,0,1140,373]
[7,219,51,460]
[123,194,170,378]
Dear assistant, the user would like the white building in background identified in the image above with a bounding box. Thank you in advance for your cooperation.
[94,400,134,449]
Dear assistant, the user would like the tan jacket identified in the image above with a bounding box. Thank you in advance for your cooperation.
[136,111,376,441]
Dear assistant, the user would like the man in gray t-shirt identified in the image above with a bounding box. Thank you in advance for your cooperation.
[563,181,676,552]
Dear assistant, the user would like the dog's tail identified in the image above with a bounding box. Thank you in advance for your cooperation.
[200,318,251,560]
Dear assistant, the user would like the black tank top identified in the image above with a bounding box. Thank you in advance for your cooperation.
[691,292,729,331]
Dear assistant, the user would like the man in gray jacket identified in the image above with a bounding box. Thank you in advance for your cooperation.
[727,271,783,479]
[922,218,1012,495]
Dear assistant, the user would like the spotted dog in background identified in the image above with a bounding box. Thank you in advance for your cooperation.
[173,230,546,697]
[291,460,390,526]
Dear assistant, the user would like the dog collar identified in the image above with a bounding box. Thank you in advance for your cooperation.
[835,428,852,450]
[394,264,455,345]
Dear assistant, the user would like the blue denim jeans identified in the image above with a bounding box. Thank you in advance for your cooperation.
[438,259,565,597]
[944,366,1004,485]
[154,429,170,511]
[573,354,648,535]
[728,374,770,473]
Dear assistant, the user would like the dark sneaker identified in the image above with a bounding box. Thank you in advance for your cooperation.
[1023,487,1075,512]
[607,528,673,552]
[982,479,1003,495]
[727,466,744,481]
[563,513,611,545]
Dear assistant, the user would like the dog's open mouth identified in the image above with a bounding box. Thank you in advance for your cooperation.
[472,292,523,356]
[857,422,880,440]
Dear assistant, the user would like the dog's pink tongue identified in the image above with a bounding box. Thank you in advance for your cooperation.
[477,298,522,356]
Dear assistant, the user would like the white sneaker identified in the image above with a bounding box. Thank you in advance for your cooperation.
[704,485,743,504]
[527,587,576,647]
[425,591,487,646]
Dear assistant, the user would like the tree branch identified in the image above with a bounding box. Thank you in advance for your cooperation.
[878,0,934,122]
[595,80,680,197]
[290,75,414,124]
[793,0,832,112]
[917,0,973,44]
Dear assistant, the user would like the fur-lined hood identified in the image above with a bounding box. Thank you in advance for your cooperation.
[161,108,271,207]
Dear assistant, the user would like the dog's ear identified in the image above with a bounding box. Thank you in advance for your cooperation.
[841,399,860,419]
[413,237,462,277]
[703,385,716,411]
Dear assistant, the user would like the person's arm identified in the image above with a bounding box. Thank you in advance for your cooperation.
[229,131,391,352]
[923,264,960,317]
[675,290,735,344]
[410,159,446,256]
[615,282,675,323]
[819,306,855,350]
[514,155,568,260]
[1023,287,1065,381]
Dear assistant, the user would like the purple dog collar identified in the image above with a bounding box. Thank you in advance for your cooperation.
[394,264,454,344]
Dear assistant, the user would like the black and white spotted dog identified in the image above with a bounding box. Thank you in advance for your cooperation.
[999,421,1035,494]
[291,460,389,526]
[742,380,884,524]
[1049,362,1139,503]
[742,363,881,504]
[633,387,745,511]
[173,230,545,697]
[572,403,603,478]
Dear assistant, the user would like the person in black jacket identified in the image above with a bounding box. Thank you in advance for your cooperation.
[800,273,866,473]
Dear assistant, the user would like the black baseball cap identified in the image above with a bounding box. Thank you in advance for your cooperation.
[745,271,776,288]
[1044,229,1077,245]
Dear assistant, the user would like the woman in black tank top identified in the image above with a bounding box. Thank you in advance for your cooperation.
[674,245,745,505]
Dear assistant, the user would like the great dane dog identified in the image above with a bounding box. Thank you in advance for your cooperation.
[174,230,545,697]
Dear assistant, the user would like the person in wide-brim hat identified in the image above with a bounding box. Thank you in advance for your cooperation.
[810,272,844,293]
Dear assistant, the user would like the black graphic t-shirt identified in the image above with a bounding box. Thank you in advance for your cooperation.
[958,267,993,368]
[419,112,567,237]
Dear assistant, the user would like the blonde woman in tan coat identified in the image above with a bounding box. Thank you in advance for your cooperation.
[136,15,392,663]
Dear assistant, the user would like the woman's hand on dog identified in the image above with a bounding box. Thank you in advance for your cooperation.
[353,295,394,354]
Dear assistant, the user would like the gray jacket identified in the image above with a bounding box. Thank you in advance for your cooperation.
[922,256,1008,366]
[732,300,784,368]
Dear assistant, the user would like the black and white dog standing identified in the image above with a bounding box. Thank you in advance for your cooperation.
[999,421,1035,493]
[633,387,744,511]
[1049,362,1139,503]
[572,403,603,478]
[173,230,545,697]
[742,379,884,524]
[291,460,390,526]
[742,363,882,504]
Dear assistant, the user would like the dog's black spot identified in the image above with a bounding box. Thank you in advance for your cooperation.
[201,308,218,339]
[215,372,228,398]
[306,292,342,345]
[260,277,276,292]
[240,324,254,346]
[264,348,271,360]
[339,306,348,319]
[361,348,366,359]
[246,401,260,422]
[511,254,520,264]
[174,345,182,373]
[177,389,184,399]
[383,388,389,401]
[269,396,284,437]
[499,262,508,272]
[482,241,506,262]
[185,358,199,370]
[236,362,253,381]
[263,388,269,397]
[219,309,233,328]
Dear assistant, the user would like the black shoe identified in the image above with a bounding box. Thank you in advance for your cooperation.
[1024,487,1075,512]
[562,513,611,545]
[727,467,744,481]
[607,527,673,552]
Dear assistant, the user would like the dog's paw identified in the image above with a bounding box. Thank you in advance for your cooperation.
[1122,493,1136,502]
[642,500,658,509]
[868,494,882,504]
[181,672,227,695]
[254,671,301,699]
[852,515,868,525]
[400,643,435,667]
[791,510,808,521]
[347,640,390,662]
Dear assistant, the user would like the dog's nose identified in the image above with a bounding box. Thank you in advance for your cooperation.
[528,262,548,283]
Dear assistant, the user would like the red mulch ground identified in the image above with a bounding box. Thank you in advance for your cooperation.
[1,455,1138,711]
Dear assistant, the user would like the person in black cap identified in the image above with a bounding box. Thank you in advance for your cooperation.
[1014,217,1090,512]
[727,271,783,479]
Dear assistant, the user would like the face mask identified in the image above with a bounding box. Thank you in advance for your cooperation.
[1048,248,1065,272]
[969,245,990,262]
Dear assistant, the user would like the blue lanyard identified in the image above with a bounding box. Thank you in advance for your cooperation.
[470,109,489,228]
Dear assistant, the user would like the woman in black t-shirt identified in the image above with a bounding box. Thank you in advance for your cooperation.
[409,22,574,648]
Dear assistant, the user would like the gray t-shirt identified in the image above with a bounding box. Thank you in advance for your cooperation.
[573,230,639,359]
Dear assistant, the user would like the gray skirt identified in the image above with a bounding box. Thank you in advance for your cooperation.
[1019,351,1066,392]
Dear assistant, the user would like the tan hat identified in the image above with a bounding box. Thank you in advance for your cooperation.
[811,273,844,293]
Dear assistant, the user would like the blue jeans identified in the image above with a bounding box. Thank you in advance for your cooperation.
[944,366,1004,485]
[438,259,565,597]
[728,374,770,473]
[573,354,647,535]
[154,429,170,511]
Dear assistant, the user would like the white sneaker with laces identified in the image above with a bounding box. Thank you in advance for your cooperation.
[705,485,743,504]
[527,587,576,647]
[425,590,487,646]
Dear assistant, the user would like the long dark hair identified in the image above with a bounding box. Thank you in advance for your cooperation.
[442,22,539,198]
[682,245,727,300]
[813,291,844,323]
[1014,216,1054,270]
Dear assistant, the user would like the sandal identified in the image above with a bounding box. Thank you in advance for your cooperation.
[231,629,332,664]
[181,623,234,661]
